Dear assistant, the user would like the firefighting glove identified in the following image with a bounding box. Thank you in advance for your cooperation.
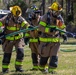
[24,37,29,45]
[50,26,57,32]
[38,31,42,35]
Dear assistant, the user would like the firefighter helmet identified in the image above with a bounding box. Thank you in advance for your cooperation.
[48,2,62,11]
[31,5,41,13]
[31,5,38,11]
[10,5,22,16]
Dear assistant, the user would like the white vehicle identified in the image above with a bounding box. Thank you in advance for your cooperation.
[0,9,10,19]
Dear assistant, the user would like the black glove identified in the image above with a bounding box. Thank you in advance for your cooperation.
[50,27,56,32]
[61,34,68,42]
[38,31,42,35]
[24,37,29,45]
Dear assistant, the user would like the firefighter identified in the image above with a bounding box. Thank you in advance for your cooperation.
[38,2,66,74]
[48,2,68,43]
[26,5,41,70]
[0,5,31,73]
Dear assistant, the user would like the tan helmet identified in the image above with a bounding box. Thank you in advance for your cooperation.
[48,2,62,11]
[10,5,22,16]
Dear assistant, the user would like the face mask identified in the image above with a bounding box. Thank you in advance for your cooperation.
[52,10,58,18]
[16,10,20,16]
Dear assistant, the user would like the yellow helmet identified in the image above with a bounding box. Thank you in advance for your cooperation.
[10,5,22,16]
[48,2,62,11]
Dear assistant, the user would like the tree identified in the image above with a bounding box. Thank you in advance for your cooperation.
[66,0,74,23]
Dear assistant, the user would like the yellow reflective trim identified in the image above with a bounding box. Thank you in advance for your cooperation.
[61,32,65,34]
[15,61,23,65]
[38,66,44,70]
[48,25,57,28]
[25,33,30,37]
[45,65,48,69]
[2,65,9,68]
[39,21,47,27]
[45,27,49,33]
[33,66,38,69]
[39,37,60,42]
[29,38,38,42]
[21,21,27,27]
[6,35,23,40]
[7,26,19,30]
[0,30,2,32]
[48,68,55,72]
[60,24,66,29]
[0,22,3,26]
[39,21,57,29]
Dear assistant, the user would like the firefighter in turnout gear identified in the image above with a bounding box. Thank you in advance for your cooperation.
[38,2,66,74]
[48,2,68,43]
[26,5,41,70]
[0,5,30,73]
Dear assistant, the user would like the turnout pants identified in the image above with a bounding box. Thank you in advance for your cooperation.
[38,42,60,69]
[29,42,40,68]
[2,38,25,71]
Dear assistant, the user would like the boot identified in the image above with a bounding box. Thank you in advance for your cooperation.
[30,65,39,71]
[48,68,57,74]
[16,68,24,72]
[2,69,9,73]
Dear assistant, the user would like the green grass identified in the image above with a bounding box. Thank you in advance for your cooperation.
[0,38,76,75]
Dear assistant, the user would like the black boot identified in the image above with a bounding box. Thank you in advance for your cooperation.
[16,68,24,72]
[2,69,9,73]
